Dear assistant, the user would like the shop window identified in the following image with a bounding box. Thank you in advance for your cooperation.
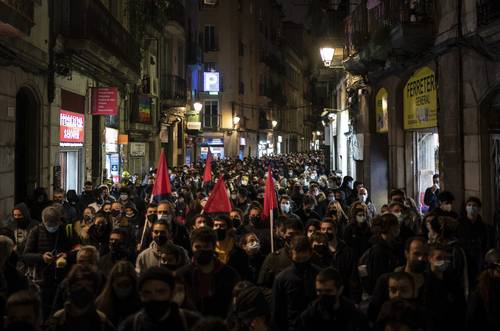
[417,131,439,212]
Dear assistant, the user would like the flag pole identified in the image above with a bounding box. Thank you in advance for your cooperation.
[270,208,274,253]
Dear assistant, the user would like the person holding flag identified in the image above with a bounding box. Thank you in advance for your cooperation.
[262,166,278,252]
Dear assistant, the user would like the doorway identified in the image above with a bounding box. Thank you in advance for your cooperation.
[15,87,40,204]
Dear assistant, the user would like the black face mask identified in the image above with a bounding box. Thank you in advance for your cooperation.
[318,294,338,309]
[409,260,427,274]
[232,218,241,229]
[111,210,121,217]
[143,300,172,321]
[293,260,310,272]
[216,228,227,241]
[5,321,35,331]
[69,287,94,309]
[325,232,335,242]
[249,216,260,225]
[194,250,214,266]
[147,214,158,223]
[313,245,329,257]
[154,235,168,247]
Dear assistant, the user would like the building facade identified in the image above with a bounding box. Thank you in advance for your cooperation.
[340,0,500,222]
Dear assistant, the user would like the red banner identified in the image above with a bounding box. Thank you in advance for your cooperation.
[91,87,118,115]
[60,110,84,144]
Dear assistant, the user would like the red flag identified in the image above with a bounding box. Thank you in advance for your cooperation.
[203,148,213,183]
[262,166,278,220]
[151,150,172,201]
[203,176,232,214]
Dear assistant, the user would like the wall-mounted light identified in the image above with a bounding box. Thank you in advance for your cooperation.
[320,47,335,67]
[272,120,278,128]
[193,102,203,113]
[233,115,241,126]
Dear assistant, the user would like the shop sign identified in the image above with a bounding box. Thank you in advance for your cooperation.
[403,67,437,130]
[91,87,119,115]
[160,124,169,143]
[375,88,388,133]
[118,134,129,145]
[203,72,220,92]
[130,142,146,157]
[60,110,84,145]
[104,127,119,153]
[187,122,202,130]
[206,138,224,145]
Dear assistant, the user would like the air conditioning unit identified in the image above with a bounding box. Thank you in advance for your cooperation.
[204,0,218,5]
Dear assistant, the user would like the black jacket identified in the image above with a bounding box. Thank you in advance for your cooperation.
[119,307,199,331]
[466,284,500,331]
[176,260,239,318]
[364,237,399,295]
[258,246,292,288]
[295,297,370,331]
[271,262,320,331]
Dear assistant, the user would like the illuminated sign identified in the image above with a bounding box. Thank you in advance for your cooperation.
[60,110,84,145]
[204,72,220,92]
[403,67,437,130]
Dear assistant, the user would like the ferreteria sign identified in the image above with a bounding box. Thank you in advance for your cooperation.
[403,66,437,130]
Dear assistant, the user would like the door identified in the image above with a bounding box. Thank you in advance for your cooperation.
[60,150,80,192]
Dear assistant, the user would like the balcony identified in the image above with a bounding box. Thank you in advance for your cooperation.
[166,0,185,28]
[0,0,34,35]
[60,0,141,78]
[477,0,500,27]
[202,114,221,130]
[344,0,434,75]
[160,74,187,105]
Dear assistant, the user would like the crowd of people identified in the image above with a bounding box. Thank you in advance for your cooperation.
[0,151,499,331]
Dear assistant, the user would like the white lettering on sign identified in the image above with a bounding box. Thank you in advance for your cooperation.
[60,113,84,128]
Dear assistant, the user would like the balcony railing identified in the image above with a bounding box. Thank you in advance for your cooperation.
[477,0,500,27]
[62,0,140,73]
[160,74,187,102]
[345,0,434,55]
[0,0,34,35]
[202,114,221,130]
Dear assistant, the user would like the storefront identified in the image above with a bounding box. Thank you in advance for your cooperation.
[59,110,85,192]
[200,137,224,160]
[104,127,120,183]
[403,66,439,212]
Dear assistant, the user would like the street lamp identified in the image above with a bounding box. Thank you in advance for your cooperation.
[272,120,278,128]
[233,115,241,126]
[193,102,203,113]
[320,47,335,67]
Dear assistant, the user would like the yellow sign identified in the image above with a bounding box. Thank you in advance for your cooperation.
[375,88,388,133]
[403,66,437,129]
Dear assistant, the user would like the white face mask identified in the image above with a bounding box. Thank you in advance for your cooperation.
[393,212,402,220]
[359,194,367,203]
[246,241,261,254]
[356,215,366,224]
[120,194,128,201]
[281,203,290,214]
[433,260,450,272]
[466,205,478,216]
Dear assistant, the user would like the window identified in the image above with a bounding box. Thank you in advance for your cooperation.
[204,25,217,52]
[204,62,217,72]
[203,100,219,128]
[239,41,244,56]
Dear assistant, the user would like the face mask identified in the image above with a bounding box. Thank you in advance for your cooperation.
[113,285,133,299]
[15,218,29,229]
[216,228,227,241]
[143,300,172,321]
[247,241,261,255]
[45,224,59,233]
[194,250,214,266]
[326,232,334,242]
[281,203,290,214]
[393,212,402,220]
[409,260,427,274]
[441,204,452,212]
[328,195,335,202]
[231,193,237,200]
[125,213,135,219]
[318,294,337,308]
[83,215,94,223]
[172,290,186,306]
[288,171,293,177]
[154,235,168,247]
[359,195,367,203]
[69,287,94,309]
[313,244,329,257]
[159,214,173,223]
[147,214,158,223]
[433,260,450,273]
[111,210,121,217]
[466,205,478,216]
[249,216,260,224]
[356,215,366,224]
[232,217,241,228]
[120,194,129,201]
[293,260,310,271]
